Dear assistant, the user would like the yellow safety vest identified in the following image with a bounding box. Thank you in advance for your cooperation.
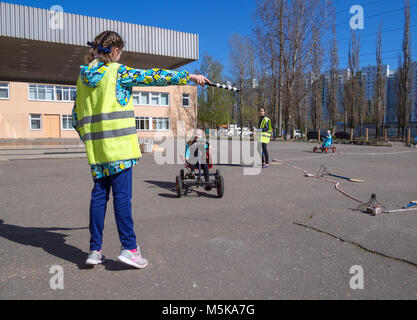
[75,62,141,165]
[260,116,273,144]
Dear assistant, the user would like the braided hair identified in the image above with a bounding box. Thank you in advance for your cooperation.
[84,31,125,65]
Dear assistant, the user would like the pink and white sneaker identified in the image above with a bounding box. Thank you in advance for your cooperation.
[117,245,148,269]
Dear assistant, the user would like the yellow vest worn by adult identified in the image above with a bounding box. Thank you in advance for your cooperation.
[75,62,141,165]
[260,116,273,144]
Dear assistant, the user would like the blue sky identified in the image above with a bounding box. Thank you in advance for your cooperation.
[4,0,417,77]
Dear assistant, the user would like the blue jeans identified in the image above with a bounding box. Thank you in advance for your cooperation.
[89,167,137,251]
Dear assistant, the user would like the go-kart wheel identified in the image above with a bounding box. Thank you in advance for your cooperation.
[215,169,220,177]
[216,175,224,198]
[313,147,317,153]
[332,147,336,153]
[180,169,185,181]
[176,175,183,198]
[325,148,329,153]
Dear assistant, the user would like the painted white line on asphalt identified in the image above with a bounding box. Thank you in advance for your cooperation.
[278,150,416,162]
[339,150,416,156]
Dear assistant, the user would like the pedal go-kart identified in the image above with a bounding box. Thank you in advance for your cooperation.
[313,144,336,153]
[176,145,224,198]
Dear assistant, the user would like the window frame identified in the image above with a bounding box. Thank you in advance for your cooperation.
[151,117,170,132]
[182,93,190,107]
[29,114,42,130]
[28,84,76,102]
[61,114,73,131]
[132,92,170,107]
[0,82,10,100]
[135,117,151,131]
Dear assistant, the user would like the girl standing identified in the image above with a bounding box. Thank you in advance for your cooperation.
[73,31,211,268]
[258,107,273,168]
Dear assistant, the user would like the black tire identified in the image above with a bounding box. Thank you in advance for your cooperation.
[176,176,183,198]
[180,169,185,181]
[216,175,224,198]
[215,169,220,177]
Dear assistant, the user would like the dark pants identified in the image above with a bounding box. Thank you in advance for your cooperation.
[262,143,269,164]
[89,167,136,251]
[191,162,209,182]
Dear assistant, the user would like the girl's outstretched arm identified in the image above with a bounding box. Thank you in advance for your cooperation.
[118,65,211,87]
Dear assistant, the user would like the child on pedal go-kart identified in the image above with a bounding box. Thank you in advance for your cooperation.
[322,130,333,150]
[313,130,336,153]
[185,129,212,191]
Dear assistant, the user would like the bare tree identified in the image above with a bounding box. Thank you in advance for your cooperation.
[326,7,339,131]
[343,31,365,133]
[229,34,247,131]
[294,58,308,130]
[253,0,282,134]
[281,0,329,138]
[277,0,285,136]
[396,0,412,139]
[229,34,259,131]
[373,23,386,139]
[197,53,232,129]
[254,0,331,138]
[310,23,324,131]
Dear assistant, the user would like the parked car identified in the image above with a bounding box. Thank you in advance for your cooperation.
[226,128,241,136]
[307,131,326,140]
[242,128,253,137]
[334,131,350,139]
[217,128,227,136]
[293,129,304,139]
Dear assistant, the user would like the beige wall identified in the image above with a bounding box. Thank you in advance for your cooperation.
[0,81,197,139]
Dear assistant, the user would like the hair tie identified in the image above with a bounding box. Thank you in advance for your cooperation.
[98,44,112,54]
[87,41,95,48]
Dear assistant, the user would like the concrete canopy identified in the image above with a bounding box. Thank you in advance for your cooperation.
[0,2,199,85]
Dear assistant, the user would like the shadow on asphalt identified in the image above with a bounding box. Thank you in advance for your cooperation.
[144,180,177,192]
[103,259,143,271]
[0,219,147,271]
[144,180,219,199]
[0,219,91,270]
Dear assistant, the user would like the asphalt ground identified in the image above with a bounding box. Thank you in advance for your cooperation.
[0,141,416,300]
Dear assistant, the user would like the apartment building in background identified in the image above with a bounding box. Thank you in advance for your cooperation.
[320,63,417,128]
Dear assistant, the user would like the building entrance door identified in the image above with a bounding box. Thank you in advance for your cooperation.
[44,114,60,138]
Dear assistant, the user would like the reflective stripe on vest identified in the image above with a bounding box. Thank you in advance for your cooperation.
[75,61,141,165]
[83,126,137,142]
[78,110,135,127]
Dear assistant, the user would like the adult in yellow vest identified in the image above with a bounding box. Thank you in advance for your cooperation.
[73,31,211,269]
[258,107,273,168]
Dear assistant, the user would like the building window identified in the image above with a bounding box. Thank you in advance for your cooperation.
[62,115,72,130]
[132,92,169,106]
[0,83,10,99]
[30,114,42,130]
[135,117,150,131]
[182,94,190,107]
[141,93,149,105]
[151,93,159,105]
[29,84,76,102]
[151,117,170,131]
[160,93,169,105]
